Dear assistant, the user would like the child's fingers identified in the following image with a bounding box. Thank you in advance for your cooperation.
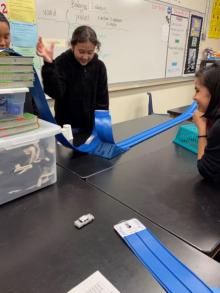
[37,36,43,46]
[36,51,43,57]
[50,42,55,52]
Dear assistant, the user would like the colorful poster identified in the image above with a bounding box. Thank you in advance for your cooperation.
[0,1,7,15]
[184,15,203,74]
[208,0,220,38]
[166,13,189,77]
[190,17,202,37]
[7,0,36,24]
[11,21,37,48]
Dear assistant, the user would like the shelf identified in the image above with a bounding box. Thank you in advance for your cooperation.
[0,87,29,94]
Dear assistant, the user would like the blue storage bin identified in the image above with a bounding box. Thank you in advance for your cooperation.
[173,123,198,154]
[6,92,26,116]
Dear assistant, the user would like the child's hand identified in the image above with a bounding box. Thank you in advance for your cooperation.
[193,110,207,135]
[36,37,54,63]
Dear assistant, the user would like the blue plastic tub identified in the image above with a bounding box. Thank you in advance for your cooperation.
[173,123,198,154]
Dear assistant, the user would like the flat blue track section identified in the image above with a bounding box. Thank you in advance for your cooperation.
[115,220,218,293]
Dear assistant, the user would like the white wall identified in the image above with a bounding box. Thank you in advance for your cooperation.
[109,81,194,123]
[109,0,220,124]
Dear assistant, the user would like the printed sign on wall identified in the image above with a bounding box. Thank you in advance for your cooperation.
[0,1,7,15]
[208,0,220,38]
[184,15,203,74]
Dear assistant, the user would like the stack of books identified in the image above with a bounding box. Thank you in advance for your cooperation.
[0,51,34,88]
[0,51,38,137]
[0,112,39,137]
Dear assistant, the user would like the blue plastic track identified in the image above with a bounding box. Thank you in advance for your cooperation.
[6,49,197,159]
[115,219,219,293]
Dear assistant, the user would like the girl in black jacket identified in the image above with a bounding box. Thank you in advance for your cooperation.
[36,25,109,138]
[193,64,220,181]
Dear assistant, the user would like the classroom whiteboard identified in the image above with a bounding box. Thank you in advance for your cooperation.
[161,0,208,13]
[35,0,206,84]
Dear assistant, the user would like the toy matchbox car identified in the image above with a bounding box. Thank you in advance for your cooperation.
[74,213,95,228]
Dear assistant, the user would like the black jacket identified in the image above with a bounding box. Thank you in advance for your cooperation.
[41,49,109,131]
[197,118,220,181]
